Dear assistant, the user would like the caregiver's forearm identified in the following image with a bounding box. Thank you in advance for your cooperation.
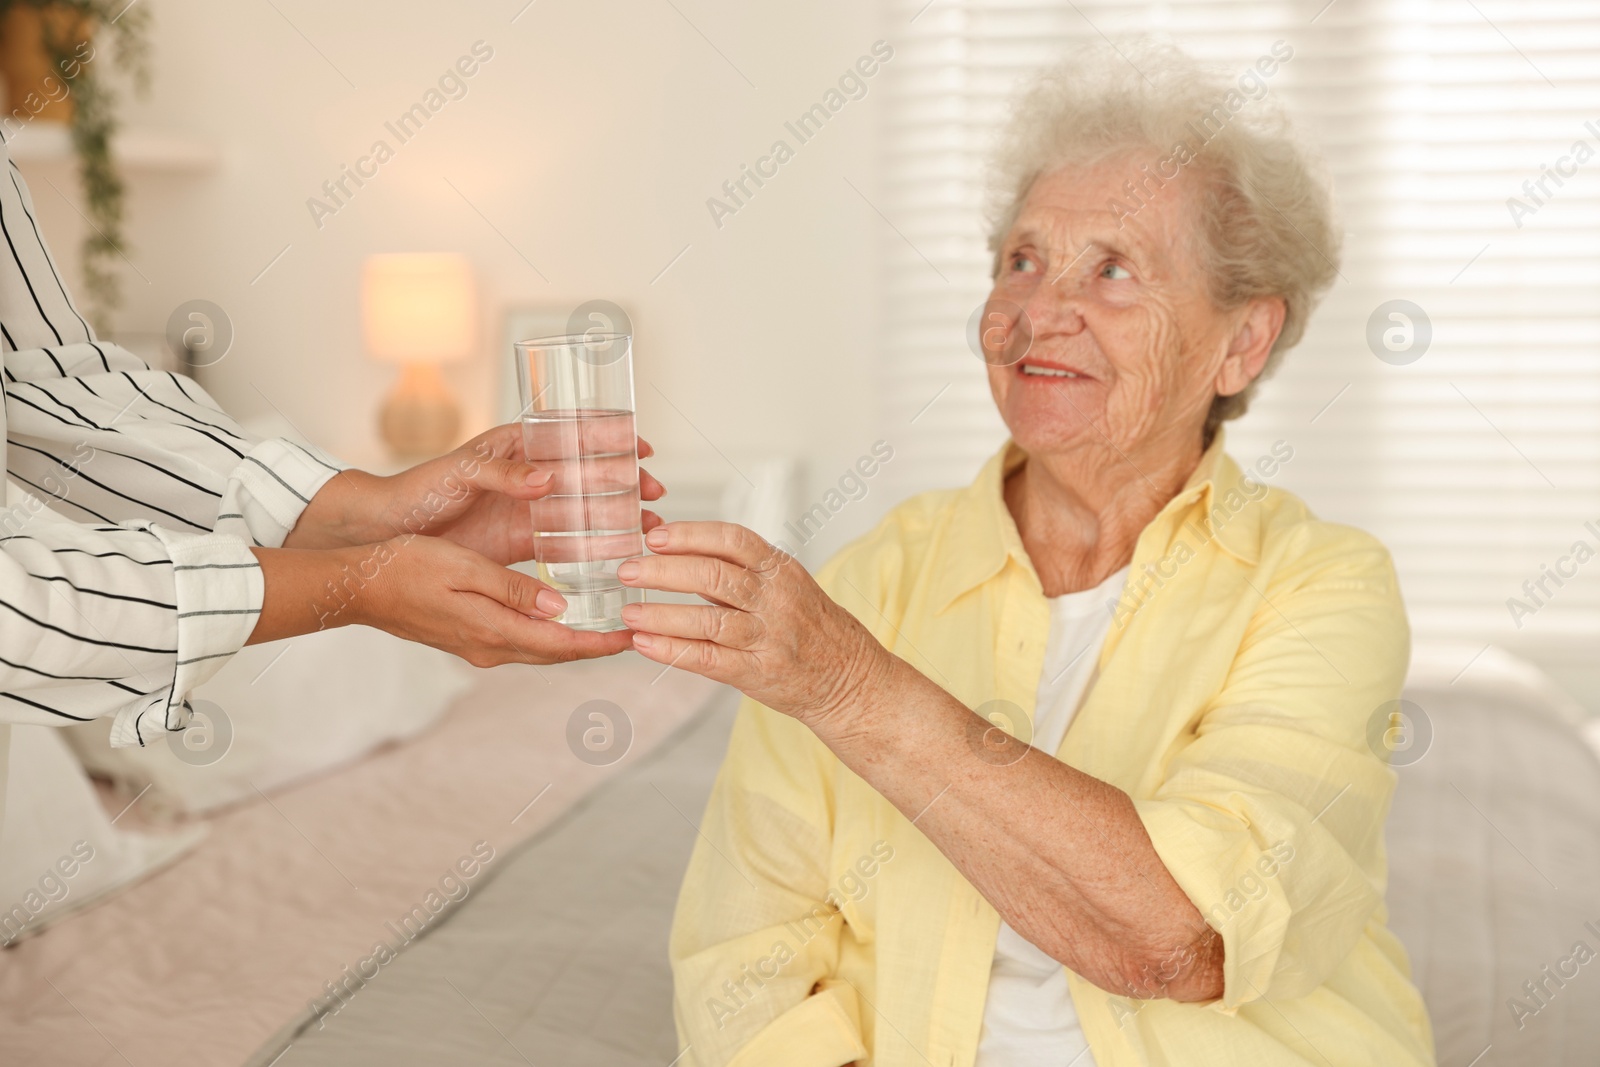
[246,545,365,643]
[815,653,1223,1002]
[282,469,394,550]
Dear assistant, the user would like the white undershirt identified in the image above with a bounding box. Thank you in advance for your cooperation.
[974,565,1129,1067]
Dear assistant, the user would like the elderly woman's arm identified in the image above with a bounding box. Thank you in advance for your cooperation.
[625,521,1219,1001]
[625,519,1405,1009]
[808,653,1224,1001]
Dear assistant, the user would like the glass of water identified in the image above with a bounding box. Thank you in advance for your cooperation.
[514,332,643,632]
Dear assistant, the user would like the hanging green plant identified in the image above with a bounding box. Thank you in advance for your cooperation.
[0,0,149,332]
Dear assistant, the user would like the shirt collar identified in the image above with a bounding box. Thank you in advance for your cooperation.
[928,427,1263,614]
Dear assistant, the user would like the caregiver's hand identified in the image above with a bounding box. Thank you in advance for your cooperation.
[286,423,667,565]
[616,521,895,725]
[249,536,635,665]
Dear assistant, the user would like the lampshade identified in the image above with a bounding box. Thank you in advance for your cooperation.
[361,253,476,364]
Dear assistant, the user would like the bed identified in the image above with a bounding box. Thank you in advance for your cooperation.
[3,643,1598,1067]
[1385,645,1600,1066]
[0,653,723,1067]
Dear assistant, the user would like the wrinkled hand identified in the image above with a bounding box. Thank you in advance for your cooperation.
[375,423,666,565]
[616,521,894,725]
[341,534,636,666]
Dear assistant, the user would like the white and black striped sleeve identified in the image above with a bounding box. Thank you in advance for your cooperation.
[4,340,347,549]
[0,130,347,744]
[0,502,263,747]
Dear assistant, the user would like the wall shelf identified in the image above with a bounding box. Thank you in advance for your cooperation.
[6,123,219,172]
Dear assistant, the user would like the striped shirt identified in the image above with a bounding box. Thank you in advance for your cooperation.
[0,130,344,759]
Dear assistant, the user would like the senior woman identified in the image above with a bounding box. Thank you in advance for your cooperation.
[622,45,1434,1067]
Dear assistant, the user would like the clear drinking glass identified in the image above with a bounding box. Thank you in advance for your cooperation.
[514,332,643,632]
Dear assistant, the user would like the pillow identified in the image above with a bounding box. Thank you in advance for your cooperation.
[0,725,204,946]
[65,626,474,818]
[1407,641,1588,725]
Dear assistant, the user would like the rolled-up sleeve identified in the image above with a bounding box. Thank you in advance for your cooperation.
[0,352,342,742]
[4,340,345,548]
[0,133,343,740]
[0,504,262,745]
[1133,525,1409,1012]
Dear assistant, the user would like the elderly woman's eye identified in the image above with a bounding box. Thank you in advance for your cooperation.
[1010,252,1037,273]
[1101,262,1132,280]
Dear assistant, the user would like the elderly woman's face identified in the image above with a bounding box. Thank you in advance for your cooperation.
[984,159,1239,461]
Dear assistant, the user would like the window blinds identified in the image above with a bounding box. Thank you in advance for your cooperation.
[874,0,1600,651]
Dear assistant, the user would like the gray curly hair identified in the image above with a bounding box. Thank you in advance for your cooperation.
[985,41,1341,445]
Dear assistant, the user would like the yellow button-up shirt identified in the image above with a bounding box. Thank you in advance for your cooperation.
[670,431,1436,1067]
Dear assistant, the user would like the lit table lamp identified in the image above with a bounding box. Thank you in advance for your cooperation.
[362,253,475,458]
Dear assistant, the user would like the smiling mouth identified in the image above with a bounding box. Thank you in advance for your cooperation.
[1019,364,1087,379]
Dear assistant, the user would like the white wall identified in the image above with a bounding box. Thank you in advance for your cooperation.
[18,0,893,563]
